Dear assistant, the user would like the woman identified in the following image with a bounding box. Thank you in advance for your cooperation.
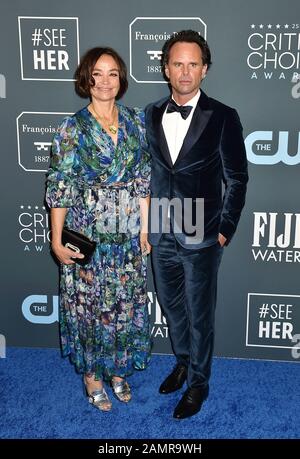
[46,47,151,412]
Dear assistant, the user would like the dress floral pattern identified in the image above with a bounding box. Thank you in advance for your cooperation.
[46,105,151,380]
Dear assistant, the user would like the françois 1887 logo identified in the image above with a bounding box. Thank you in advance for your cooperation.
[130,17,206,83]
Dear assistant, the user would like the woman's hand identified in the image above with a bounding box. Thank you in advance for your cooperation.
[51,242,85,265]
[140,232,151,256]
[49,208,84,265]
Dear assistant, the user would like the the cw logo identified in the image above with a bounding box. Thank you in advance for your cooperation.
[22,295,58,324]
[245,131,300,165]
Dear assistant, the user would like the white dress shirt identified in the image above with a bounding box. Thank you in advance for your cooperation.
[162,90,201,165]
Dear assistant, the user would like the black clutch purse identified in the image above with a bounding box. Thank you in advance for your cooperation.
[62,228,96,266]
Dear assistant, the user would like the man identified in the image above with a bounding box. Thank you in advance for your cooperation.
[145,30,248,419]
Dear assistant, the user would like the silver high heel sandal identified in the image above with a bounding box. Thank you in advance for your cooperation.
[111,378,131,403]
[83,376,112,411]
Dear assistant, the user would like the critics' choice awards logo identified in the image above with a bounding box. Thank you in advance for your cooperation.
[18,205,50,253]
[130,17,206,83]
[245,130,300,165]
[16,112,72,172]
[252,212,300,263]
[247,23,300,81]
[246,293,300,350]
[18,16,79,80]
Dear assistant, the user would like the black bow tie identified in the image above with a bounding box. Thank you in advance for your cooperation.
[166,99,193,120]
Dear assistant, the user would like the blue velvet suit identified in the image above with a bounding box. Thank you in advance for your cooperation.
[146,91,248,389]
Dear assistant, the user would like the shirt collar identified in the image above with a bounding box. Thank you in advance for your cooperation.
[172,89,201,108]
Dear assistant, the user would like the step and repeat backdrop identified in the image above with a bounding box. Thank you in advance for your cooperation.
[1,0,300,362]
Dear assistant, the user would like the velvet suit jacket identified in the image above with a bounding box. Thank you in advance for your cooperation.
[145,91,248,249]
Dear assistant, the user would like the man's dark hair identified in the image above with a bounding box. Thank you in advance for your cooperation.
[74,47,128,99]
[162,30,212,70]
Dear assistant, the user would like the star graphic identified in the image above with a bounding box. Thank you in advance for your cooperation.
[251,24,256,29]
[276,24,281,29]
[267,24,272,29]
[259,24,264,29]
[284,24,289,28]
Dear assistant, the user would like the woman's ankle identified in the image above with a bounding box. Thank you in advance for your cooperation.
[112,375,124,382]
[84,374,103,388]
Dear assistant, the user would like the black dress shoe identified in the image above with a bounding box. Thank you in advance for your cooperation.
[159,364,187,394]
[173,386,209,419]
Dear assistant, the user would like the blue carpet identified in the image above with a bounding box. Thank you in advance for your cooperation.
[0,348,299,439]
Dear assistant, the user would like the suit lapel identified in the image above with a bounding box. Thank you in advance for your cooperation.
[175,91,213,165]
[152,99,173,168]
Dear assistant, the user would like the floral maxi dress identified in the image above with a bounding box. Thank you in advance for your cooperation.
[46,105,151,380]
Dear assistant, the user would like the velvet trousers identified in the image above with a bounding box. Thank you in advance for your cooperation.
[151,232,223,389]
